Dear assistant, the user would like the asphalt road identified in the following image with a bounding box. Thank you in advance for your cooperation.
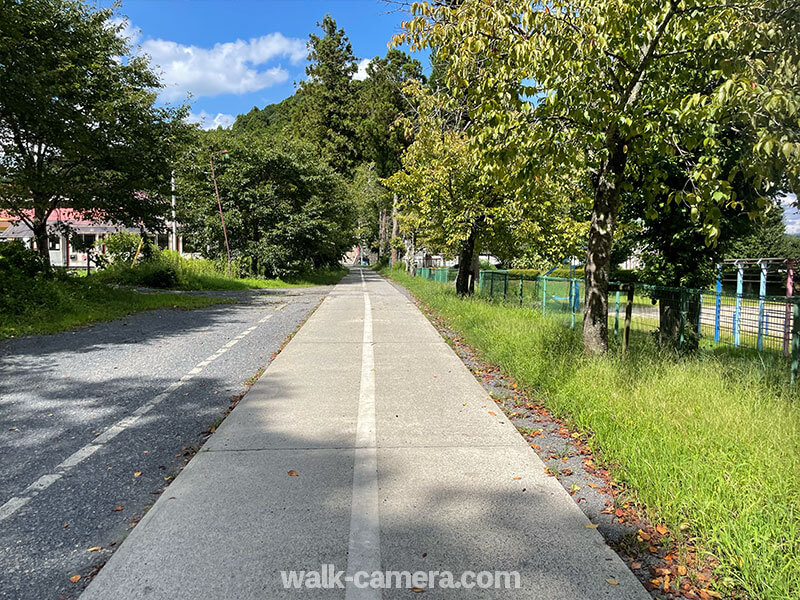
[0,287,329,600]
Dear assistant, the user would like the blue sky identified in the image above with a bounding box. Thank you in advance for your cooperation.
[105,0,418,129]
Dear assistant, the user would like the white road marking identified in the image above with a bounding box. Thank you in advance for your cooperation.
[0,306,279,523]
[345,281,381,600]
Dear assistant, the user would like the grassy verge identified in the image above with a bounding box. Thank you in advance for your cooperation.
[0,277,230,339]
[91,252,347,291]
[384,267,800,600]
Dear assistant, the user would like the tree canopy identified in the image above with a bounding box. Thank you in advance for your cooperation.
[176,131,356,277]
[397,0,800,353]
[0,0,191,265]
[292,15,360,176]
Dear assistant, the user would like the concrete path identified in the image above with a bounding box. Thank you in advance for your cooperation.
[80,268,649,599]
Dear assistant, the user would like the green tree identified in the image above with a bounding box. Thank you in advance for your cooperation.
[356,50,424,179]
[0,0,190,266]
[232,96,296,138]
[350,163,391,260]
[399,0,800,354]
[353,50,424,261]
[386,81,578,294]
[292,15,359,176]
[724,203,793,260]
[177,131,355,277]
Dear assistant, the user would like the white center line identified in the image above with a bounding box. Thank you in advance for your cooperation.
[0,307,278,523]
[345,277,381,600]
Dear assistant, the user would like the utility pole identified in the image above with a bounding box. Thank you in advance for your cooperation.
[171,170,177,252]
[210,150,231,276]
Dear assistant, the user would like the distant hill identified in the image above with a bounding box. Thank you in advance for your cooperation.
[232,95,296,136]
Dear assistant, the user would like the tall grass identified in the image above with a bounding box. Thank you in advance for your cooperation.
[387,269,800,600]
[0,276,229,339]
[93,251,347,290]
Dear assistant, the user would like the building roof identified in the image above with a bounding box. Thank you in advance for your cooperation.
[0,209,141,239]
[0,222,137,239]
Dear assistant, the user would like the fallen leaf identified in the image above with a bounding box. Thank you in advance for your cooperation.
[287,470,299,476]
[585,524,599,529]
[638,529,651,541]
[631,562,642,570]
[69,575,81,583]
[487,411,496,416]
[656,523,668,535]
[87,546,101,552]
[133,472,141,478]
[512,477,521,481]
[606,578,619,586]
[112,506,123,511]
[677,565,687,576]
[411,587,424,593]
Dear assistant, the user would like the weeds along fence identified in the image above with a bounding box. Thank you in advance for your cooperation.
[415,267,800,380]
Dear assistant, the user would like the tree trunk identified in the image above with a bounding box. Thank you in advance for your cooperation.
[378,209,386,259]
[583,134,627,354]
[470,251,480,294]
[405,232,417,276]
[32,220,51,266]
[455,228,478,296]
[659,292,701,351]
[390,194,398,264]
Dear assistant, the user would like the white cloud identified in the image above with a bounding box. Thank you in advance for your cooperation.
[353,58,371,81]
[186,111,236,130]
[121,22,306,102]
[110,17,141,46]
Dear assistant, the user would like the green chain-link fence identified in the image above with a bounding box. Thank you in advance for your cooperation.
[415,268,800,381]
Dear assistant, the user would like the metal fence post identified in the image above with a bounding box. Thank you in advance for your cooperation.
[479,270,484,294]
[792,301,800,385]
[714,265,722,344]
[623,285,634,356]
[679,288,688,350]
[489,272,495,298]
[757,259,767,352]
[614,290,620,337]
[785,259,794,357]
[518,278,524,306]
[503,271,509,300]
[734,261,743,347]
[569,279,576,329]
[541,277,547,317]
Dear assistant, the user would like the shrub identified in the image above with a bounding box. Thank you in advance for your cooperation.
[137,264,178,288]
[0,241,57,314]
[99,231,145,265]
